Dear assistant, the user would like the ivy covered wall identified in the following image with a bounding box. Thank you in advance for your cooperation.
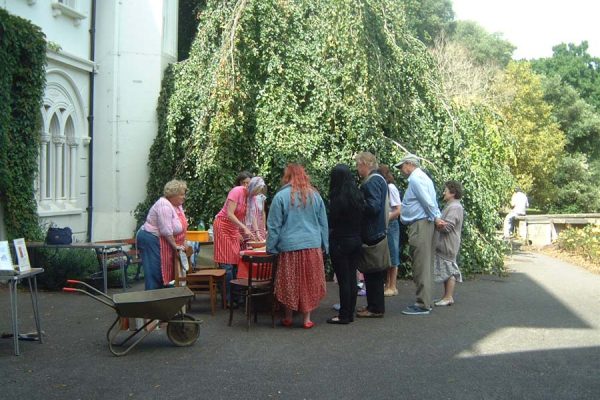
[0,9,47,240]
[140,0,513,275]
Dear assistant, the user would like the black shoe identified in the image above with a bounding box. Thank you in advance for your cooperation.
[326,316,351,324]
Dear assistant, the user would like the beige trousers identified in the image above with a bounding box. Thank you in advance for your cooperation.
[408,219,436,309]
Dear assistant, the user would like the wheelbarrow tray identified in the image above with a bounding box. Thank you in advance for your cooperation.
[112,287,194,321]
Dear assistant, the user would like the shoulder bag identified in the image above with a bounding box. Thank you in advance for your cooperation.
[357,174,391,274]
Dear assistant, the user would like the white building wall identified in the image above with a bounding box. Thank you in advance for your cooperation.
[92,0,177,240]
[2,0,178,242]
[2,0,93,242]
[2,0,91,58]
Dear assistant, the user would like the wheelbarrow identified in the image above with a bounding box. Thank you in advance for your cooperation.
[63,280,202,356]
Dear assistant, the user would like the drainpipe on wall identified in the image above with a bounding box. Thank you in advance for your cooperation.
[86,0,97,242]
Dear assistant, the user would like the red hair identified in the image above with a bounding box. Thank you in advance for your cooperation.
[281,163,315,207]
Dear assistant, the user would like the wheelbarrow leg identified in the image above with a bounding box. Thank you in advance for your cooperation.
[106,316,156,356]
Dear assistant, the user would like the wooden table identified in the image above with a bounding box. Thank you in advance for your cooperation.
[0,268,44,356]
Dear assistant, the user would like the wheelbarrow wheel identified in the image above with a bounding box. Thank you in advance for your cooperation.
[166,313,200,347]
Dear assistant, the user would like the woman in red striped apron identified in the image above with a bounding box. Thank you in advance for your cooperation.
[213,171,255,306]
[136,180,189,290]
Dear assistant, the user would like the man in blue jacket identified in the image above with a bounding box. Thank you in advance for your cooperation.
[396,154,445,315]
[355,152,388,318]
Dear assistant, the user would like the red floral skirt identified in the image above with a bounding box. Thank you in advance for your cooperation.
[275,248,326,313]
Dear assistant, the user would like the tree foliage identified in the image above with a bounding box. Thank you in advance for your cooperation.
[493,61,565,207]
[0,9,46,240]
[530,42,600,213]
[532,42,600,111]
[429,36,503,107]
[399,0,455,46]
[141,0,514,275]
[547,153,600,213]
[540,75,600,159]
[177,0,207,61]
[450,21,515,67]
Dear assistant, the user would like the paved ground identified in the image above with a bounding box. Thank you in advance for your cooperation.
[1,251,599,400]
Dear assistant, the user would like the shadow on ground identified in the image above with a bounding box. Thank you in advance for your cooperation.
[1,251,599,399]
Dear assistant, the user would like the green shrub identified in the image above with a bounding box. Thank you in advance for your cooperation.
[33,248,99,290]
[557,224,600,264]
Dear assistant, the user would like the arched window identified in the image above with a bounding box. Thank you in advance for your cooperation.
[38,70,89,215]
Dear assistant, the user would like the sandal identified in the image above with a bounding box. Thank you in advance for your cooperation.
[281,319,293,327]
[326,316,350,325]
[303,321,315,329]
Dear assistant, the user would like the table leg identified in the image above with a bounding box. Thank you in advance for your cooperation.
[9,281,20,356]
[209,276,216,316]
[120,251,127,291]
[221,276,226,309]
[28,276,43,344]
[102,251,108,294]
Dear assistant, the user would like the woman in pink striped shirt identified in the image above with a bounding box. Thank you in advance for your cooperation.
[136,180,189,290]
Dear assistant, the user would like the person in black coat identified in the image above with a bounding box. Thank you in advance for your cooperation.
[354,152,388,318]
[327,164,365,324]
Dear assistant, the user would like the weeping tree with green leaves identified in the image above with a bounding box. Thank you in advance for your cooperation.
[138,0,513,275]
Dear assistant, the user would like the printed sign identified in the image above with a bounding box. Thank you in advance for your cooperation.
[13,238,31,272]
[0,241,15,273]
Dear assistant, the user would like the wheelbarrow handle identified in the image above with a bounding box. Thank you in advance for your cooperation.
[63,283,116,309]
[65,279,113,300]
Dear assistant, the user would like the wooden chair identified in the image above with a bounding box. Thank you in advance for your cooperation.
[174,247,226,315]
[184,269,226,315]
[228,254,278,330]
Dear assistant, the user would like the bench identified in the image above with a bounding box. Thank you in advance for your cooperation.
[94,238,142,284]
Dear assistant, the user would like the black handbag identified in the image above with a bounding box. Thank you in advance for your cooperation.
[46,227,73,245]
[357,237,391,273]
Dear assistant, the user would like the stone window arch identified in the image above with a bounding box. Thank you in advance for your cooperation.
[38,70,89,215]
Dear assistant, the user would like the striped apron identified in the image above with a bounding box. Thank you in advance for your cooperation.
[159,207,188,285]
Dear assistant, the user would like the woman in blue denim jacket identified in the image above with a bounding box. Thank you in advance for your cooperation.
[266,164,329,329]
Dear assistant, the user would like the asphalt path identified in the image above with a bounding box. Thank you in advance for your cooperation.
[1,251,599,399]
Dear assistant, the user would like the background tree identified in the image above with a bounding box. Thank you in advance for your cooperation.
[140,0,512,275]
[547,153,600,213]
[540,75,600,159]
[399,0,455,46]
[539,75,600,213]
[450,20,515,67]
[429,35,503,107]
[532,42,600,111]
[177,0,207,61]
[493,61,565,207]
